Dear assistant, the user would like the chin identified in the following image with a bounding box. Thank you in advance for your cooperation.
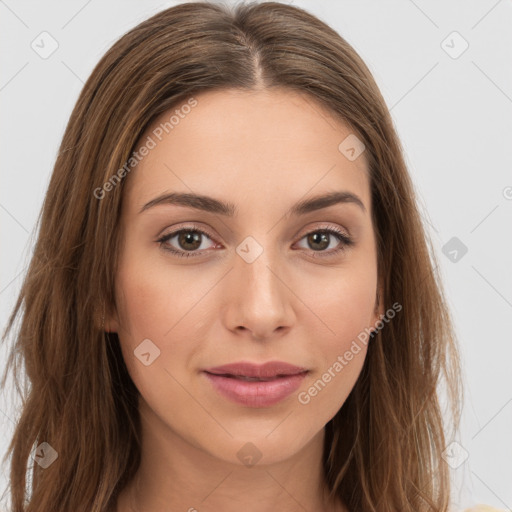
[197,422,323,468]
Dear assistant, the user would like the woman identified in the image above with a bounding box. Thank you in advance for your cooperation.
[1,1,499,511]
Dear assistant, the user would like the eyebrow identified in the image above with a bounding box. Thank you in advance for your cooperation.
[139,190,366,216]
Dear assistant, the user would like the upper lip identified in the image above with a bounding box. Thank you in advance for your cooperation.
[203,361,308,378]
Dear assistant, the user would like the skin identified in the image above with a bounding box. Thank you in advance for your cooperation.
[108,87,384,512]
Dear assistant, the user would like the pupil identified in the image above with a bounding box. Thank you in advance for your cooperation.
[179,231,201,250]
[309,232,329,251]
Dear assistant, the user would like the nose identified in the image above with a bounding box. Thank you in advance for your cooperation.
[222,245,295,341]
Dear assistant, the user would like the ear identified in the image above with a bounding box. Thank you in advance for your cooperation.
[370,283,385,333]
[104,312,120,333]
[95,303,120,333]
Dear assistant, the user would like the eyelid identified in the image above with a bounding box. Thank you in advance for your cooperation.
[158,222,217,242]
[295,222,351,240]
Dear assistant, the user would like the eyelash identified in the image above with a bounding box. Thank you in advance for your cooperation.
[156,223,354,259]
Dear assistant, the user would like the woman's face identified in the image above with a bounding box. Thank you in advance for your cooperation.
[108,87,382,466]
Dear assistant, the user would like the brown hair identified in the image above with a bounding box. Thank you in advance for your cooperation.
[1,1,462,511]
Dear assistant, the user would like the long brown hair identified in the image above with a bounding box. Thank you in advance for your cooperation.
[1,2,462,511]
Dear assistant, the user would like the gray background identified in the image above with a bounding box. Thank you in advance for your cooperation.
[1,0,511,510]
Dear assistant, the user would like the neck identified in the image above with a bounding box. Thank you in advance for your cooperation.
[117,399,346,512]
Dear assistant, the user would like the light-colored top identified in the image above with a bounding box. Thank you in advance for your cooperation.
[462,506,507,512]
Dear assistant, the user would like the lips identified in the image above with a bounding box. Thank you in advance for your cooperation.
[204,361,308,379]
[202,361,309,407]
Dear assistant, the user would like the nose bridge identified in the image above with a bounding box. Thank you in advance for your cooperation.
[225,233,294,337]
[237,234,285,304]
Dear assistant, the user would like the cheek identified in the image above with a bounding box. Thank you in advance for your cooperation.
[115,252,202,340]
[114,253,213,380]
[113,260,198,408]
[307,261,377,342]
[115,272,164,342]
[297,264,376,413]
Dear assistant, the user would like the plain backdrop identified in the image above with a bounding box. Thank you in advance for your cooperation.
[1,1,511,510]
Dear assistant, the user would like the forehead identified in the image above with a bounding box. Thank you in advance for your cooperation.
[123,88,370,215]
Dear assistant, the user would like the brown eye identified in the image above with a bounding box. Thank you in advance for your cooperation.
[156,225,354,259]
[306,232,330,251]
[157,226,217,258]
[176,231,202,251]
[295,228,354,258]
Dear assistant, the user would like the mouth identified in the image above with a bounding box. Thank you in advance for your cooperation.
[204,360,309,379]
[204,373,307,382]
[202,361,309,407]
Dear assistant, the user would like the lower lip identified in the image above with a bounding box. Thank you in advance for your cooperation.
[203,371,308,407]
